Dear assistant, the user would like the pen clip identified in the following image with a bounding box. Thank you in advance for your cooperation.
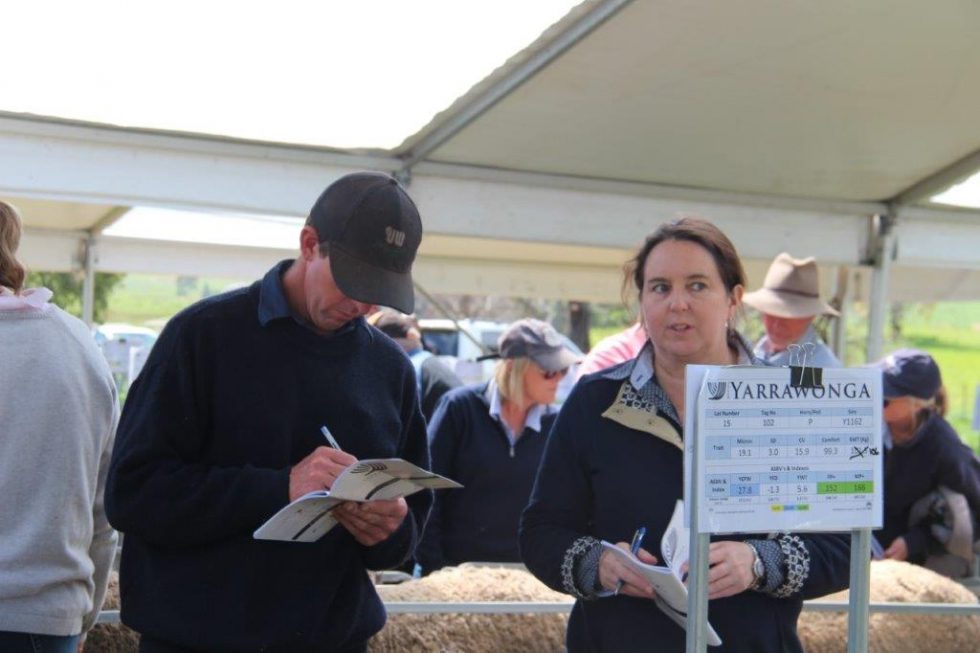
[629,526,646,555]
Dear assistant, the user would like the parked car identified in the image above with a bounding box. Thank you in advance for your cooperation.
[92,323,159,389]
[419,318,506,386]
[92,323,159,350]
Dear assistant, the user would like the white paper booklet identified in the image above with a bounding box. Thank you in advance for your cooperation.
[601,500,722,646]
[254,458,462,543]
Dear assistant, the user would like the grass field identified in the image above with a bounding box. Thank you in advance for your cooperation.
[892,303,980,451]
[104,274,249,327]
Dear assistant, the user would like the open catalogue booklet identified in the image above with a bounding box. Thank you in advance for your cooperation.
[254,458,461,543]
[601,500,722,647]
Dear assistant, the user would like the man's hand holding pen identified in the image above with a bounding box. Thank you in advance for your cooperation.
[288,447,356,500]
[288,424,408,546]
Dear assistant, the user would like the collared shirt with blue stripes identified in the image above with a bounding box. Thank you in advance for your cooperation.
[596,334,757,426]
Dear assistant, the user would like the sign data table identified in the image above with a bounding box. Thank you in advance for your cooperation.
[691,367,883,533]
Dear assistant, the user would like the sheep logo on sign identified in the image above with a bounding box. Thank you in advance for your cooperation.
[707,381,727,400]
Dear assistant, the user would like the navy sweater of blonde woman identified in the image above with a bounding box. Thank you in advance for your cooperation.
[415,382,557,573]
[520,347,851,653]
[105,262,431,653]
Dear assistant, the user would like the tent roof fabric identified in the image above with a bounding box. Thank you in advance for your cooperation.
[2,0,979,304]
[399,0,980,203]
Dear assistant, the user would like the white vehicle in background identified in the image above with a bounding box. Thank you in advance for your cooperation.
[93,323,159,350]
[418,318,506,386]
[92,323,159,389]
[418,317,582,403]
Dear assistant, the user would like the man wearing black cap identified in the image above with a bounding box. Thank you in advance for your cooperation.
[106,172,431,652]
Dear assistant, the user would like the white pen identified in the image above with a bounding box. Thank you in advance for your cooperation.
[320,425,342,451]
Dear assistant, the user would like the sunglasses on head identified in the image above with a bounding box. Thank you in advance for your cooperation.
[542,368,569,380]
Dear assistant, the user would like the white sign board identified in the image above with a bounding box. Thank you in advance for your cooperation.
[685,365,883,534]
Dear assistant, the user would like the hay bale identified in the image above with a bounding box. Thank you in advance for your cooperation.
[85,572,139,653]
[799,560,980,653]
[87,565,571,652]
[370,564,570,653]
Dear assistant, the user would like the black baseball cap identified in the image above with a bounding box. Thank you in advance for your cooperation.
[309,172,422,314]
[876,349,942,399]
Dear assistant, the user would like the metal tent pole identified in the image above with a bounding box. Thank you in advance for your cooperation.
[847,529,872,653]
[81,234,96,327]
[865,215,895,362]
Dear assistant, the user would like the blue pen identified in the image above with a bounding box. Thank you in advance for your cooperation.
[320,425,342,451]
[614,526,647,595]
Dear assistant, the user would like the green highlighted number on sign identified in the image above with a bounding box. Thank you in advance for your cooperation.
[817,481,873,495]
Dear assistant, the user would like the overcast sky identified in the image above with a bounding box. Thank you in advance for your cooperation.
[2,0,580,149]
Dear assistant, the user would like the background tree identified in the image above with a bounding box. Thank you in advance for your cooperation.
[24,271,125,324]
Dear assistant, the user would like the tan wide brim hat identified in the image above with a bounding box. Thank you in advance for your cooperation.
[743,252,840,319]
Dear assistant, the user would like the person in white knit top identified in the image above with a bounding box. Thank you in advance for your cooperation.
[0,200,119,653]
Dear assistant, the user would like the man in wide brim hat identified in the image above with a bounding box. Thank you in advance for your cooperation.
[743,252,842,368]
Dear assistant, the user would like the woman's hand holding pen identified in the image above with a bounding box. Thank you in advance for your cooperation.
[680,541,756,600]
[599,543,659,599]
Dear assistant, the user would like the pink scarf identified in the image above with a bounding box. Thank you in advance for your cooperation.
[0,286,54,312]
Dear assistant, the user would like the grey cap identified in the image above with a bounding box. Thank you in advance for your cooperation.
[497,318,580,372]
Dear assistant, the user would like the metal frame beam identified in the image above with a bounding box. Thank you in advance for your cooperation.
[890,145,980,208]
[0,112,396,215]
[91,206,131,235]
[413,161,889,218]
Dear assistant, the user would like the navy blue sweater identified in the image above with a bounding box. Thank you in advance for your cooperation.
[415,383,556,573]
[105,269,431,652]
[521,371,850,653]
[878,411,980,560]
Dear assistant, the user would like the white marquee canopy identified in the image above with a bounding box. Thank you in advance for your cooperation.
[3,0,979,356]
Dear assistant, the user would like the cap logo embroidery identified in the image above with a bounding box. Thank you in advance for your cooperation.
[385,226,406,247]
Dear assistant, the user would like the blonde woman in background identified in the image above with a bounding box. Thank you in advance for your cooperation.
[415,318,579,575]
[0,201,119,653]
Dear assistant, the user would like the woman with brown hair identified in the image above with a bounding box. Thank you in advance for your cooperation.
[520,217,850,652]
[0,201,119,653]
[0,200,27,293]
